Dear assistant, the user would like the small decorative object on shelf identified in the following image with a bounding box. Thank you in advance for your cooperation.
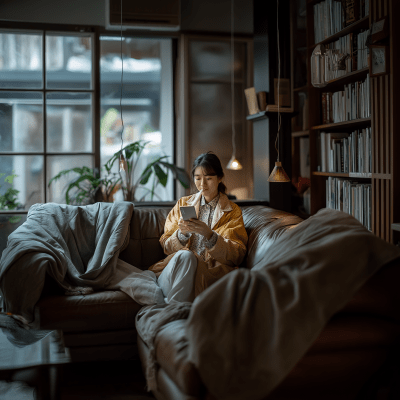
[332,52,350,71]
[370,45,389,77]
[311,44,327,87]
[244,87,261,115]
[257,91,267,111]
[274,78,291,106]
[370,16,389,43]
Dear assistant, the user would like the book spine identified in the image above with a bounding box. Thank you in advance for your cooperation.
[322,92,328,124]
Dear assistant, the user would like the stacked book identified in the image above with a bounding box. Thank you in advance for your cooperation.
[326,177,371,230]
[360,0,370,19]
[357,30,370,70]
[321,75,370,124]
[314,1,370,44]
[314,0,344,43]
[318,128,372,174]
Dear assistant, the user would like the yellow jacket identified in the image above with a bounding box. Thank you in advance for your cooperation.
[149,191,248,296]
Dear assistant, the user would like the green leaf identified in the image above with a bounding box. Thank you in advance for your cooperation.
[153,164,168,187]
[139,166,153,185]
[5,172,18,184]
[158,161,190,189]
[9,216,22,224]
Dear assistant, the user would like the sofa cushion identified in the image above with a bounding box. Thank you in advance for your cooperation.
[34,290,141,332]
[241,206,302,269]
[119,207,171,270]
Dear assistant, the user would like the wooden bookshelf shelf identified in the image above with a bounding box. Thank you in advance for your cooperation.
[313,172,372,178]
[312,117,372,130]
[311,16,370,47]
[246,107,296,121]
[293,85,309,92]
[323,67,370,89]
[292,130,310,137]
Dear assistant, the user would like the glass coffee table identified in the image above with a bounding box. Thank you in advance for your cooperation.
[0,313,71,400]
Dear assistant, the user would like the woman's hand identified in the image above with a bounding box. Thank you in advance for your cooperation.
[179,218,214,240]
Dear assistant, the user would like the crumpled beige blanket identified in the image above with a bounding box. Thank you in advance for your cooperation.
[185,208,400,400]
[136,301,192,391]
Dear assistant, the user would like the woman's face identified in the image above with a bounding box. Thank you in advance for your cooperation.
[194,166,221,201]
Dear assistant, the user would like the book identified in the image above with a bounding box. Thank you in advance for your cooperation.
[274,78,291,107]
[343,0,359,27]
[299,137,310,178]
[244,87,261,115]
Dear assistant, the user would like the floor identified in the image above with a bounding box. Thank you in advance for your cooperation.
[0,360,156,400]
[60,360,155,400]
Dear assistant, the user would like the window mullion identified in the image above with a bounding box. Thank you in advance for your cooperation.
[43,30,47,203]
[93,29,101,173]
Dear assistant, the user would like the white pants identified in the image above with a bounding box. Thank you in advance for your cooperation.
[157,250,198,304]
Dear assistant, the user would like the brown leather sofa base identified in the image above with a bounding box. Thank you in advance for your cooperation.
[67,343,139,363]
[35,290,141,333]
[138,314,400,400]
[35,290,142,362]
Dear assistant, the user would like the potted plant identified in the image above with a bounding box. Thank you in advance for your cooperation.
[0,171,24,257]
[48,140,190,205]
[0,171,22,223]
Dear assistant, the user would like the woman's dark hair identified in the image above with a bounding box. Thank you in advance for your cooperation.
[191,151,227,194]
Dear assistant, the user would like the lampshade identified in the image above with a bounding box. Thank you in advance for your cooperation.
[268,161,290,182]
[227,155,243,170]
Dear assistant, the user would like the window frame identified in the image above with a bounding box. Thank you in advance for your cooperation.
[0,23,100,211]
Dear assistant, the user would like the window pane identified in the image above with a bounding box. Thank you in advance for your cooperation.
[100,36,174,201]
[0,91,43,152]
[190,83,244,160]
[0,31,43,89]
[46,34,92,90]
[46,92,92,152]
[0,155,44,210]
[190,40,246,82]
[0,214,27,258]
[47,155,94,204]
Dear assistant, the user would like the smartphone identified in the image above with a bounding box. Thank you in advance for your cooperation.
[180,206,197,221]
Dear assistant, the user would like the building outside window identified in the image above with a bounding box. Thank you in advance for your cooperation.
[99,36,174,202]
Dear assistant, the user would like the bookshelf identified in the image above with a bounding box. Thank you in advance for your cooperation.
[294,0,400,243]
[290,0,311,219]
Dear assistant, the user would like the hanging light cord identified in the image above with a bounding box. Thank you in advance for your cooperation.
[119,0,125,158]
[275,0,282,162]
[231,0,236,159]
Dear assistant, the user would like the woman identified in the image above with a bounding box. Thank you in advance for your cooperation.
[149,152,248,303]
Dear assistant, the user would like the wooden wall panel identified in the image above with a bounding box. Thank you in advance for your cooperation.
[372,178,391,241]
[370,0,396,242]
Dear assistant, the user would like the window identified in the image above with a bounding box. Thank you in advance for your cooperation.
[0,29,95,256]
[0,29,95,208]
[0,28,176,255]
[99,36,174,201]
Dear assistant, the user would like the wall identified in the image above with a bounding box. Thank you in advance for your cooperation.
[0,0,253,34]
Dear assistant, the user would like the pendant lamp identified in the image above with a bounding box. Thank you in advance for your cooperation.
[119,0,126,173]
[268,0,290,183]
[227,0,242,171]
